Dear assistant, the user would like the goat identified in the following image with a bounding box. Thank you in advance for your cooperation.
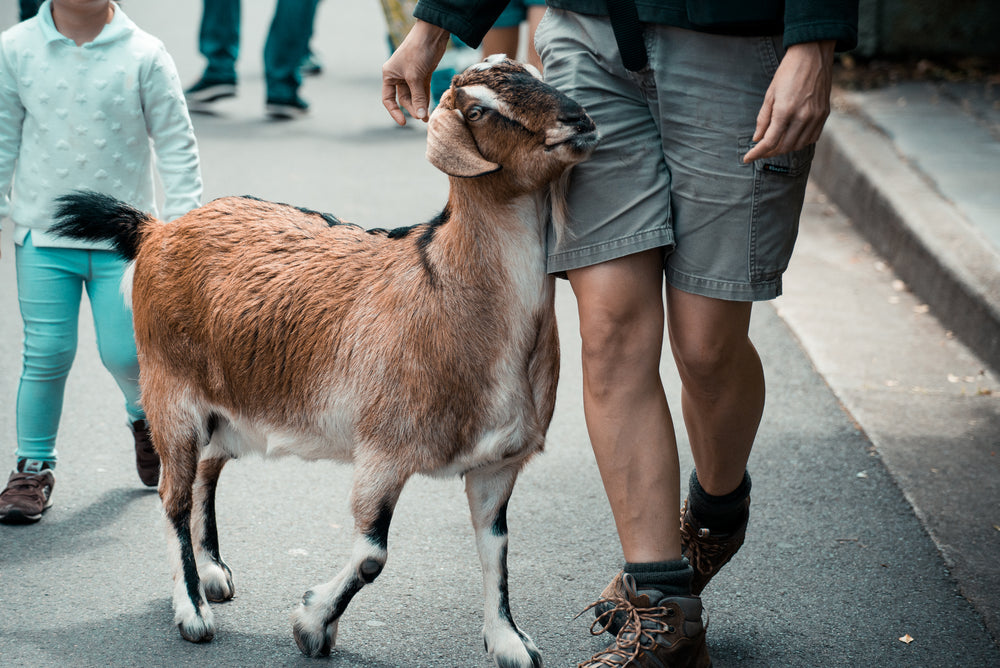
[52,56,598,666]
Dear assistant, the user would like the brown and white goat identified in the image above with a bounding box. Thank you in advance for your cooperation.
[52,57,597,666]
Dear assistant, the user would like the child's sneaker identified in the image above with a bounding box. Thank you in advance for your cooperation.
[131,420,160,487]
[0,460,55,525]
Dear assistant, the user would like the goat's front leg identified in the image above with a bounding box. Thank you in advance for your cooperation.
[160,430,215,643]
[292,458,406,657]
[466,463,542,668]
[190,456,234,602]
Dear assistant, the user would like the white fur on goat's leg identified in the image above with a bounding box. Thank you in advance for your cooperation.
[190,456,234,603]
[466,465,542,668]
[292,463,402,657]
[162,434,216,643]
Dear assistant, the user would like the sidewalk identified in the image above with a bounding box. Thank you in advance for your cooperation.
[812,77,1000,374]
[796,75,1000,644]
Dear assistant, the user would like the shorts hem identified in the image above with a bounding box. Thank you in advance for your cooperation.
[666,266,782,302]
[547,227,673,275]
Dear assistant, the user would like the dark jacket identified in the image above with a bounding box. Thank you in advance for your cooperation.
[414,0,859,52]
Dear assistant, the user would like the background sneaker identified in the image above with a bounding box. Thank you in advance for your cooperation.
[266,95,309,120]
[299,52,323,77]
[185,76,237,107]
[0,460,55,525]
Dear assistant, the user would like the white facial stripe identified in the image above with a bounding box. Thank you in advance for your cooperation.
[469,53,508,71]
[458,84,511,117]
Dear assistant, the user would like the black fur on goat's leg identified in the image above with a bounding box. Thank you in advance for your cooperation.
[192,457,235,603]
[161,430,217,644]
[466,463,543,668]
[292,466,407,658]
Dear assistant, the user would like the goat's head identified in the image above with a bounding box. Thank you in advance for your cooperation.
[426,55,598,192]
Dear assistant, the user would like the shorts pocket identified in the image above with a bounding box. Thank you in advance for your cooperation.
[741,139,815,282]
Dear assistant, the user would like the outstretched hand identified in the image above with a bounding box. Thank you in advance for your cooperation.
[381,20,452,126]
[743,40,836,163]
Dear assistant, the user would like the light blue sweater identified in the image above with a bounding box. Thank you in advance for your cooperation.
[0,1,202,249]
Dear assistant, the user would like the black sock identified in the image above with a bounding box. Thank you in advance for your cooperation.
[687,468,751,533]
[624,558,693,596]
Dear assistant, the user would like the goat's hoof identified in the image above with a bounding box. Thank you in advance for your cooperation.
[485,629,543,668]
[177,617,215,644]
[202,562,235,602]
[292,614,338,658]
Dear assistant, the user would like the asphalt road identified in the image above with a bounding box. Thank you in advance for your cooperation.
[1,2,997,667]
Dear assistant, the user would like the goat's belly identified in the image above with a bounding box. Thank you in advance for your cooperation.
[203,412,356,463]
[428,412,542,478]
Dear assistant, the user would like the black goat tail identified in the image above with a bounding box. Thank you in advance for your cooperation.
[51,190,155,261]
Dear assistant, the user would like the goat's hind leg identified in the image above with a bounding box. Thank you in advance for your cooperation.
[160,426,216,643]
[292,460,405,657]
[467,464,542,668]
[191,456,234,602]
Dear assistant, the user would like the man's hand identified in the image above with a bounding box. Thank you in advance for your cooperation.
[381,20,452,126]
[743,40,836,163]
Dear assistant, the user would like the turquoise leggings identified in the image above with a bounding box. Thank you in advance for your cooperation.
[14,234,144,463]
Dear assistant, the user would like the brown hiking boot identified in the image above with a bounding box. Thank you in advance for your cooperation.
[0,461,55,524]
[580,573,711,668]
[680,497,749,596]
[594,497,750,635]
[131,420,160,487]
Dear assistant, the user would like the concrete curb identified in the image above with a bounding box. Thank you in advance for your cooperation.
[812,109,1000,374]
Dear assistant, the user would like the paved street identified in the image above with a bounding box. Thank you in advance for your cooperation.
[1,3,998,667]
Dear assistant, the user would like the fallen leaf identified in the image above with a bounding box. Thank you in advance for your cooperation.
[899,634,914,644]
[913,304,930,314]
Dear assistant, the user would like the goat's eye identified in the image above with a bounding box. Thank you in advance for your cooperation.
[466,106,484,121]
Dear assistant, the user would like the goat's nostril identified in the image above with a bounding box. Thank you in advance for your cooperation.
[564,115,596,133]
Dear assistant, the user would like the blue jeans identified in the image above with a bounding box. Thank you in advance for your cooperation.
[198,0,321,100]
[19,0,41,21]
[14,235,144,463]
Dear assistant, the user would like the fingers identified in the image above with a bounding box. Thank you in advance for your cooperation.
[744,106,826,163]
[744,40,835,164]
[380,20,451,126]
[381,79,409,127]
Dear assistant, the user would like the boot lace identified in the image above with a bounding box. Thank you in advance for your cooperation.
[680,500,728,575]
[576,593,677,667]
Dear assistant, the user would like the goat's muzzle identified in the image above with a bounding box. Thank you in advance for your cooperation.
[546,112,599,158]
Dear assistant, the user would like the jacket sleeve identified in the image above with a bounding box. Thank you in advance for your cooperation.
[413,0,513,48]
[784,0,859,52]
[0,36,25,228]
[140,43,202,222]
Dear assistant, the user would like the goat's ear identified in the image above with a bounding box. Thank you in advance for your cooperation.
[426,107,501,178]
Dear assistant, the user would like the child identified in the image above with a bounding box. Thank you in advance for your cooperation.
[0,0,202,523]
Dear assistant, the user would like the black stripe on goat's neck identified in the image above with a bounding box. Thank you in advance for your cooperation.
[416,205,451,287]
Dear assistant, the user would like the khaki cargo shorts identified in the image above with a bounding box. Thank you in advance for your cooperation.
[535,9,815,301]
